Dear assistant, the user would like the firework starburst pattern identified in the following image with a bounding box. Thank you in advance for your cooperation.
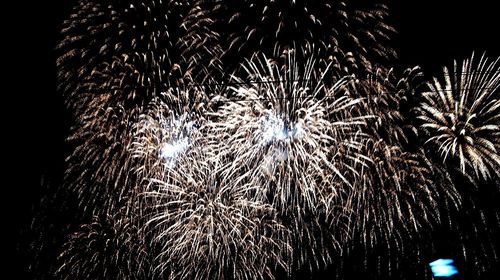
[418,53,500,181]
[30,0,500,279]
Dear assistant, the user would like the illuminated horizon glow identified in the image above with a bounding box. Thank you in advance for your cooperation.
[429,259,458,277]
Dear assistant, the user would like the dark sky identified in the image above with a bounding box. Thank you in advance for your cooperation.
[393,0,499,73]
[8,0,499,279]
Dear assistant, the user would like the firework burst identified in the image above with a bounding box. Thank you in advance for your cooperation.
[207,52,371,269]
[45,1,500,279]
[136,127,290,279]
[58,0,221,216]
[128,92,291,279]
[418,53,500,181]
[130,86,209,179]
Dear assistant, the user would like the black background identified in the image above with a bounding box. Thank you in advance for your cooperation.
[8,0,500,279]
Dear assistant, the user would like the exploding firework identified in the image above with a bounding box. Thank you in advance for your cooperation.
[196,0,396,75]
[58,0,221,216]
[130,87,209,180]
[128,92,291,279]
[44,1,500,279]
[418,53,500,181]
[207,52,370,270]
[135,128,291,279]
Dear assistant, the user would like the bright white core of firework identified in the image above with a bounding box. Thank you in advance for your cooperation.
[161,138,190,160]
[159,115,196,165]
[261,114,303,143]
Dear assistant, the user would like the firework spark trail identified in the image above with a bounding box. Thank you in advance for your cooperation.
[55,212,149,280]
[61,57,147,217]
[181,2,223,83]
[205,52,372,269]
[343,66,424,147]
[57,0,220,96]
[443,187,500,278]
[194,0,396,76]
[418,53,500,181]
[347,141,460,248]
[58,0,185,100]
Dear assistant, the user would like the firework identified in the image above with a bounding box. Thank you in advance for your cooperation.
[57,0,219,97]
[196,0,396,75]
[136,128,290,279]
[130,86,210,179]
[128,93,292,279]
[57,0,222,216]
[418,53,500,181]
[63,77,211,217]
[206,52,370,269]
[46,1,500,279]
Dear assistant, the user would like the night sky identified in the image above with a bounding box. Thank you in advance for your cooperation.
[8,1,500,279]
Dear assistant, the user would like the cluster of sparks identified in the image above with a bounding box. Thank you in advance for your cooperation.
[35,0,500,279]
[419,53,500,181]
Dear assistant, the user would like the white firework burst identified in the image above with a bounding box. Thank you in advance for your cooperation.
[207,52,371,269]
[418,53,500,180]
[58,0,218,217]
[130,93,291,279]
[131,87,208,181]
[141,137,291,279]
